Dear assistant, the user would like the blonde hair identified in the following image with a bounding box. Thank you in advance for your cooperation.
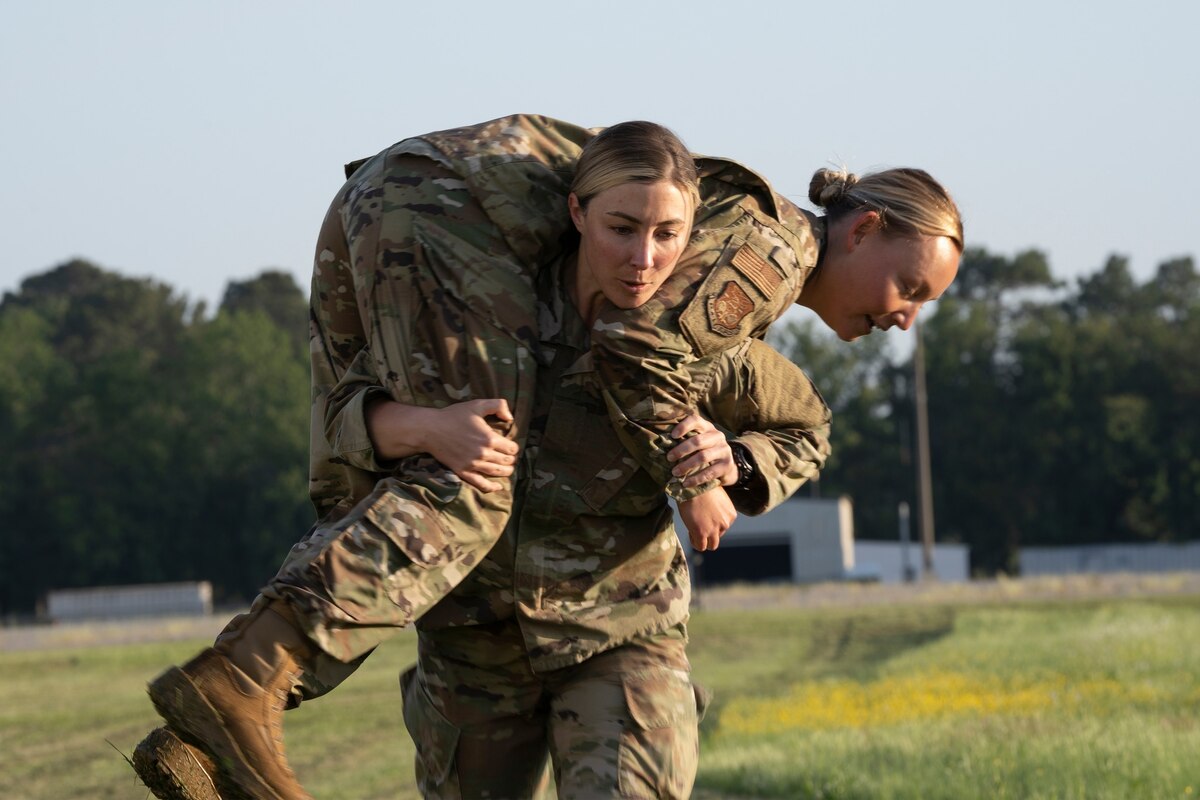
[571,121,699,211]
[809,167,963,251]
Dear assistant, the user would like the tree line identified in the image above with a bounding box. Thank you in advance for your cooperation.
[772,248,1199,573]
[0,261,311,615]
[1,250,1196,614]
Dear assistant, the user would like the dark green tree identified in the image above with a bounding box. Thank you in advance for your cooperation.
[0,262,311,614]
[918,248,1059,572]
[771,315,908,541]
[220,270,308,355]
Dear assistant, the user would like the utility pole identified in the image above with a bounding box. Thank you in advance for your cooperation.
[913,319,936,579]
[898,501,916,582]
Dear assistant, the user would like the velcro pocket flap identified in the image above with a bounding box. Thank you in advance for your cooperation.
[361,479,454,567]
[623,668,698,730]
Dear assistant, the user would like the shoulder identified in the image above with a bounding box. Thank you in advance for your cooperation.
[419,114,593,171]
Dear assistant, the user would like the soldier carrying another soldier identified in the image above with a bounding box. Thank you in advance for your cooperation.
[133,115,962,799]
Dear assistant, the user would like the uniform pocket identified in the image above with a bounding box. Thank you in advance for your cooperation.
[623,668,699,729]
[618,668,701,799]
[538,365,662,517]
[577,440,665,518]
[360,479,459,568]
[400,665,461,788]
[577,437,637,510]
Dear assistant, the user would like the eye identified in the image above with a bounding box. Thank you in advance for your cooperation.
[611,225,634,236]
[655,229,679,240]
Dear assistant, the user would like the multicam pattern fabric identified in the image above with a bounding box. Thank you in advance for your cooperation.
[308,114,591,524]
[279,115,832,792]
[590,156,824,499]
[288,151,537,663]
[401,620,702,799]
[296,113,830,672]
[416,257,830,672]
[312,115,825,514]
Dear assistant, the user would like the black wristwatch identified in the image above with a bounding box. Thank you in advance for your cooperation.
[730,442,756,488]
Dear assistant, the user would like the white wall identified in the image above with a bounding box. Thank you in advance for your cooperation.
[729,496,853,582]
[1021,542,1200,576]
[853,541,970,584]
[46,581,213,621]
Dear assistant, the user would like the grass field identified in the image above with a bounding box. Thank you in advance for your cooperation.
[2,577,1198,799]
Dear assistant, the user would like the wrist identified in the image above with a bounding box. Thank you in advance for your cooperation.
[368,401,431,460]
[729,442,756,488]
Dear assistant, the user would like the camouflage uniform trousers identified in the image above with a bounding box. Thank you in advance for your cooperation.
[260,152,540,695]
[401,620,708,799]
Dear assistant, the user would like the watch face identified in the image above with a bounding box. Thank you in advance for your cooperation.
[732,444,753,485]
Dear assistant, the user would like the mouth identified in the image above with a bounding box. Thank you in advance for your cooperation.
[865,315,880,333]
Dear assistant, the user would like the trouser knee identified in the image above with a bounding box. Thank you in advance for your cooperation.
[552,666,703,800]
[269,478,510,662]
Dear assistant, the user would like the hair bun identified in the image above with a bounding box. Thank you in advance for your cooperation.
[808,168,859,208]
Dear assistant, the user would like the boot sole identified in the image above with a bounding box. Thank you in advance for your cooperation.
[132,726,222,800]
[148,665,279,800]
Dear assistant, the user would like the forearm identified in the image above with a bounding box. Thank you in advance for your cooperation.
[362,398,443,461]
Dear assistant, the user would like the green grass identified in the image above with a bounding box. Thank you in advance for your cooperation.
[0,634,423,800]
[690,598,1200,799]
[3,593,1199,798]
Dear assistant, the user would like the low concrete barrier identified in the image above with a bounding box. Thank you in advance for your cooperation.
[46,581,213,621]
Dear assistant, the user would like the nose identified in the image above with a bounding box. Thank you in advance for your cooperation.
[629,234,656,269]
[894,301,922,331]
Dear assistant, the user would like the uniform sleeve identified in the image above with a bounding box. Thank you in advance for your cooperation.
[322,348,396,474]
[310,152,417,512]
[698,339,832,516]
[308,187,374,519]
[593,260,706,501]
[591,212,806,503]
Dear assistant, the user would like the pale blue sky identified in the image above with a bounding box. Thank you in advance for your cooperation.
[3,1,1196,309]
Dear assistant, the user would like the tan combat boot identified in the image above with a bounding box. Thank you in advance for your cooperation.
[132,726,221,800]
[146,600,314,800]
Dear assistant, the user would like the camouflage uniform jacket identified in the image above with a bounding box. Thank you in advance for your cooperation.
[591,157,824,498]
[418,258,831,672]
[308,115,590,522]
[314,114,825,512]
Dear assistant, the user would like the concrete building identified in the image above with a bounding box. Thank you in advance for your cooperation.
[854,539,969,583]
[679,496,969,585]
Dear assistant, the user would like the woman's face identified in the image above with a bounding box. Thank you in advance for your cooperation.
[569,180,692,314]
[802,212,961,341]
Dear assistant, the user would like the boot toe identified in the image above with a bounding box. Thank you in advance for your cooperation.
[132,726,221,800]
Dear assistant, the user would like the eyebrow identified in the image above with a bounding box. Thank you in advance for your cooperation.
[605,210,687,227]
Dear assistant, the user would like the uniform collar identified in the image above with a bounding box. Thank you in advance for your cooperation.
[695,155,784,219]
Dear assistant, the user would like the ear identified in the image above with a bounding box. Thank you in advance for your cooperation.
[846,210,882,250]
[568,193,586,233]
